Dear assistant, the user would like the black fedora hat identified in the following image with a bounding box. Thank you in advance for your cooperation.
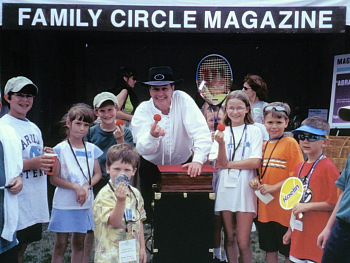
[140,66,184,86]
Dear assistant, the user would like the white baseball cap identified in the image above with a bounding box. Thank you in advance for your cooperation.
[93,92,119,109]
[4,76,38,95]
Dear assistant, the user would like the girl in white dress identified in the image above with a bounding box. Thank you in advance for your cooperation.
[210,90,263,263]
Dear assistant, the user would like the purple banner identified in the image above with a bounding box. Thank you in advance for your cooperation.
[332,73,350,124]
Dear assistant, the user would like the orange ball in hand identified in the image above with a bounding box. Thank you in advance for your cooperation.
[116,120,124,126]
[217,124,225,131]
[153,114,162,122]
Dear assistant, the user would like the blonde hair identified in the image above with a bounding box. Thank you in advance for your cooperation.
[223,90,254,126]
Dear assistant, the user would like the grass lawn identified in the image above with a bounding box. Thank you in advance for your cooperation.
[23,223,286,262]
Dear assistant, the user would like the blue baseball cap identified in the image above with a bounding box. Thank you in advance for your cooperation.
[292,125,327,136]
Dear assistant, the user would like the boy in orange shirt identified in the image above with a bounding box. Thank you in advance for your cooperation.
[283,116,339,263]
[250,102,304,263]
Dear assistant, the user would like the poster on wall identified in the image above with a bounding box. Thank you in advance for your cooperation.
[308,109,328,120]
[329,53,350,128]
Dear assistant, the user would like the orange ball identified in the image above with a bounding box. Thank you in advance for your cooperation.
[217,124,225,131]
[116,120,124,126]
[153,114,162,122]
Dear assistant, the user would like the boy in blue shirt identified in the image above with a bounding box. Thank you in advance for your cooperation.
[88,91,134,197]
[317,106,350,263]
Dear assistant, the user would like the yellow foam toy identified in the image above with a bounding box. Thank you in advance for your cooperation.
[279,177,303,210]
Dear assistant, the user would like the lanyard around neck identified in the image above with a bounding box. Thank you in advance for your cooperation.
[297,153,324,202]
[67,139,91,186]
[260,135,284,180]
[229,124,247,161]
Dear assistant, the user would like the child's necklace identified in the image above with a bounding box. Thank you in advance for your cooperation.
[67,139,92,187]
[260,135,284,181]
[297,153,324,203]
[229,123,247,161]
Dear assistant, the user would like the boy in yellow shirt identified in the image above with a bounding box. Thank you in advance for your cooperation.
[94,144,147,263]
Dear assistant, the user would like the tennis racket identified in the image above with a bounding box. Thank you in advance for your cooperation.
[196,54,233,130]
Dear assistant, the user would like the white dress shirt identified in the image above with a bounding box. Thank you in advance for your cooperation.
[131,90,212,165]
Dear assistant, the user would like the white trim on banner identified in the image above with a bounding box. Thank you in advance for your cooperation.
[329,54,350,129]
[1,0,349,26]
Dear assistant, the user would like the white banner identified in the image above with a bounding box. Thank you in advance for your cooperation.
[1,0,349,27]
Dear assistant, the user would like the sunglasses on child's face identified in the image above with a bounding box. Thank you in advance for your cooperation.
[297,134,326,142]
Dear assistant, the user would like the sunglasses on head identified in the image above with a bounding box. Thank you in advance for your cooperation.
[263,106,289,116]
[297,134,326,142]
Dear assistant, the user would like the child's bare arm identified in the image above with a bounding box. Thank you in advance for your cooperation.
[283,226,292,245]
[292,201,335,216]
[214,131,228,167]
[49,159,69,188]
[216,158,261,170]
[90,159,102,187]
[317,192,343,249]
[108,183,127,228]
[50,159,87,206]
[49,160,87,206]
[139,222,147,263]
[258,179,286,195]
[49,160,77,190]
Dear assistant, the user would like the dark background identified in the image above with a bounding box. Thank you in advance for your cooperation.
[1,28,350,146]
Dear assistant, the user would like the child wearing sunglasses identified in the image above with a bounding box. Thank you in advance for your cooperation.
[249,102,304,263]
[282,116,340,263]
